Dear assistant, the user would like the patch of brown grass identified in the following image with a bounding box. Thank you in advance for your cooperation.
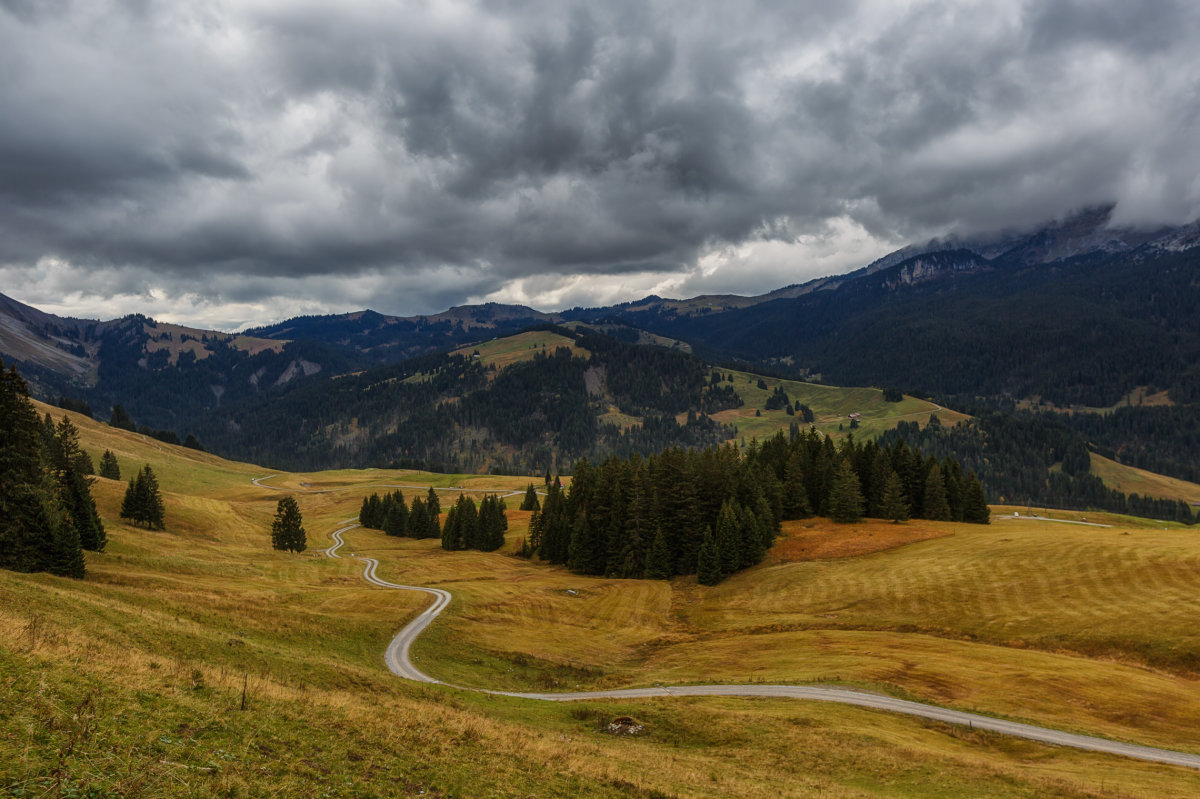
[770,518,954,562]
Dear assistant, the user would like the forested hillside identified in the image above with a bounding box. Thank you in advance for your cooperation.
[596,246,1200,409]
[881,414,1197,524]
[197,327,743,473]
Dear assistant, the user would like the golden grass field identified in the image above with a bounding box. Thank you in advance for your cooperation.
[3,403,1200,797]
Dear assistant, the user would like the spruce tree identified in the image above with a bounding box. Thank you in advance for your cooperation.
[383,498,408,537]
[271,496,306,552]
[520,484,540,511]
[881,470,910,522]
[923,463,952,521]
[140,465,166,530]
[49,417,106,551]
[71,450,94,476]
[426,487,441,517]
[98,450,121,480]
[715,501,741,577]
[109,404,135,430]
[407,497,430,539]
[696,527,721,585]
[0,362,69,575]
[478,494,507,551]
[441,502,461,550]
[829,459,865,523]
[121,465,165,529]
[358,496,371,527]
[48,515,86,579]
[962,472,991,524]
[782,451,812,520]
[366,493,382,529]
[643,525,672,580]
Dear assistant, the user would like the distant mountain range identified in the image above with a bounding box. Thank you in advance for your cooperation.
[3,203,1198,445]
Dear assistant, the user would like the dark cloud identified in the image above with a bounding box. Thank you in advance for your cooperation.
[1,0,1198,326]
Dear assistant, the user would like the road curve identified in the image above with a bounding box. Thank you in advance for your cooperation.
[317,523,1200,770]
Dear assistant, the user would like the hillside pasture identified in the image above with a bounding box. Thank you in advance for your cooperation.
[3,421,1200,796]
[1090,452,1200,506]
[709,368,970,442]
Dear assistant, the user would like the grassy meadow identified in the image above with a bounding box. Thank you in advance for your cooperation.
[3,404,1200,796]
[709,369,970,443]
[1090,453,1200,505]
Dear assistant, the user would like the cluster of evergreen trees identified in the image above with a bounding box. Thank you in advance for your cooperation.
[519,429,987,585]
[521,448,780,583]
[120,465,165,529]
[0,361,104,578]
[748,427,990,525]
[441,494,508,551]
[358,488,510,551]
[358,488,442,539]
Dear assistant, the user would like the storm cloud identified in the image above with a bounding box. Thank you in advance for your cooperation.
[2,0,1198,328]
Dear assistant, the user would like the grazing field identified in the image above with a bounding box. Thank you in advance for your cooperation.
[452,329,587,370]
[3,408,1200,796]
[710,369,970,443]
[1090,452,1200,505]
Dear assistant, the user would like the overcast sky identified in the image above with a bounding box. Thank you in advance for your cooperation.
[2,0,1198,330]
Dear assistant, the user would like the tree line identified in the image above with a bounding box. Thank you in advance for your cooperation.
[0,361,103,578]
[880,415,1196,524]
[519,431,986,585]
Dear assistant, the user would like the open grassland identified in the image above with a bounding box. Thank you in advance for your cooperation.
[710,369,970,443]
[452,329,587,371]
[1090,452,1200,505]
[3,421,1200,795]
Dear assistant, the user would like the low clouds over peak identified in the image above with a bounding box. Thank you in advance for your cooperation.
[2,0,1198,328]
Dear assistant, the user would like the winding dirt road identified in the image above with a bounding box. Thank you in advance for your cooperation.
[320,522,1200,771]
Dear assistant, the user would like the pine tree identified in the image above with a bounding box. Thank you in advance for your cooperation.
[71,450,94,475]
[98,450,121,480]
[715,500,741,577]
[696,527,721,585]
[829,459,865,523]
[109,404,136,431]
[366,493,382,529]
[782,451,812,519]
[520,484,540,511]
[881,470,910,522]
[121,465,165,529]
[120,478,137,520]
[478,494,507,551]
[962,472,991,524]
[407,497,430,539]
[140,465,165,530]
[0,362,69,575]
[46,417,106,552]
[271,496,306,552]
[48,515,86,579]
[643,525,672,580]
[441,502,461,550]
[426,487,441,517]
[383,498,408,537]
[923,463,952,521]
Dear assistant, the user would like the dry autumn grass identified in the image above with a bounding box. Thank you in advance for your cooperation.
[3,403,1200,797]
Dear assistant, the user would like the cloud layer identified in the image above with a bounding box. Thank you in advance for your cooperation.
[2,0,1198,328]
